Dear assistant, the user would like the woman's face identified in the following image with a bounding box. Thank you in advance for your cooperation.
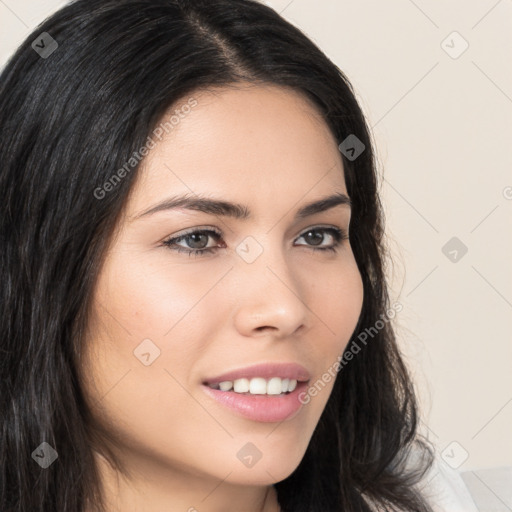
[82,83,364,505]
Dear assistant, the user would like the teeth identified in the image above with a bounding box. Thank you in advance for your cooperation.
[218,381,233,391]
[209,377,298,395]
[267,377,282,395]
[233,378,249,393]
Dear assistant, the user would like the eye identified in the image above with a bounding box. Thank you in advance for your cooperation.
[295,227,348,253]
[162,228,223,257]
[162,226,349,257]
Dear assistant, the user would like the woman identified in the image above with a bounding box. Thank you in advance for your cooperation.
[0,0,435,510]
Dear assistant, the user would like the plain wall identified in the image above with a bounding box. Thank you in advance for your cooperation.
[1,0,511,471]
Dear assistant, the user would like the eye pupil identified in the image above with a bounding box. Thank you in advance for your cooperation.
[305,230,323,246]
[186,233,208,249]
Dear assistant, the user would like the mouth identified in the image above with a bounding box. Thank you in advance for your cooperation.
[203,376,304,396]
[201,379,310,423]
[201,362,311,397]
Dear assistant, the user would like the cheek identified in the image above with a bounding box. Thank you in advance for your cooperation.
[296,264,363,416]
[85,251,234,402]
[311,257,364,343]
[336,269,364,339]
[80,259,226,460]
[303,258,363,398]
[95,249,227,340]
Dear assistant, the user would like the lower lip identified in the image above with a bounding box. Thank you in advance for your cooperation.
[201,381,309,423]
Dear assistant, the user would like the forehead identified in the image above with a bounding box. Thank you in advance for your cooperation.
[126,83,347,216]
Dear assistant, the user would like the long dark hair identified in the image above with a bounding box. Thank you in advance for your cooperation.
[0,0,434,510]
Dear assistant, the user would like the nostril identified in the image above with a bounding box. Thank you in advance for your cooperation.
[255,326,276,332]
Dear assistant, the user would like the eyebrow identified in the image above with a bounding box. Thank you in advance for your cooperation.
[132,191,351,221]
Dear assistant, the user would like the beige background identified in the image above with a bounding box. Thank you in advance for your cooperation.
[1,0,511,472]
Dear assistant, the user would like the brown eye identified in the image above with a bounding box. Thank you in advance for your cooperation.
[295,227,348,252]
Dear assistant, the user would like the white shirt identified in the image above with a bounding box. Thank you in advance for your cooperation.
[419,452,479,512]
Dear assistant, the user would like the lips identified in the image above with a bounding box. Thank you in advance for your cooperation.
[202,362,311,386]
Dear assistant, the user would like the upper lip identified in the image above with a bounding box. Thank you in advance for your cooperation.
[202,362,311,386]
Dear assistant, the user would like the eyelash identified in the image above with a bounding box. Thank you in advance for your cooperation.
[162,226,349,257]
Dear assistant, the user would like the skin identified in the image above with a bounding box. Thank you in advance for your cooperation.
[81,82,364,512]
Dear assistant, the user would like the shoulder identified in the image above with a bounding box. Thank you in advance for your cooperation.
[413,449,479,512]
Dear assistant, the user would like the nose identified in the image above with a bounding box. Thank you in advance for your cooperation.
[231,239,310,339]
